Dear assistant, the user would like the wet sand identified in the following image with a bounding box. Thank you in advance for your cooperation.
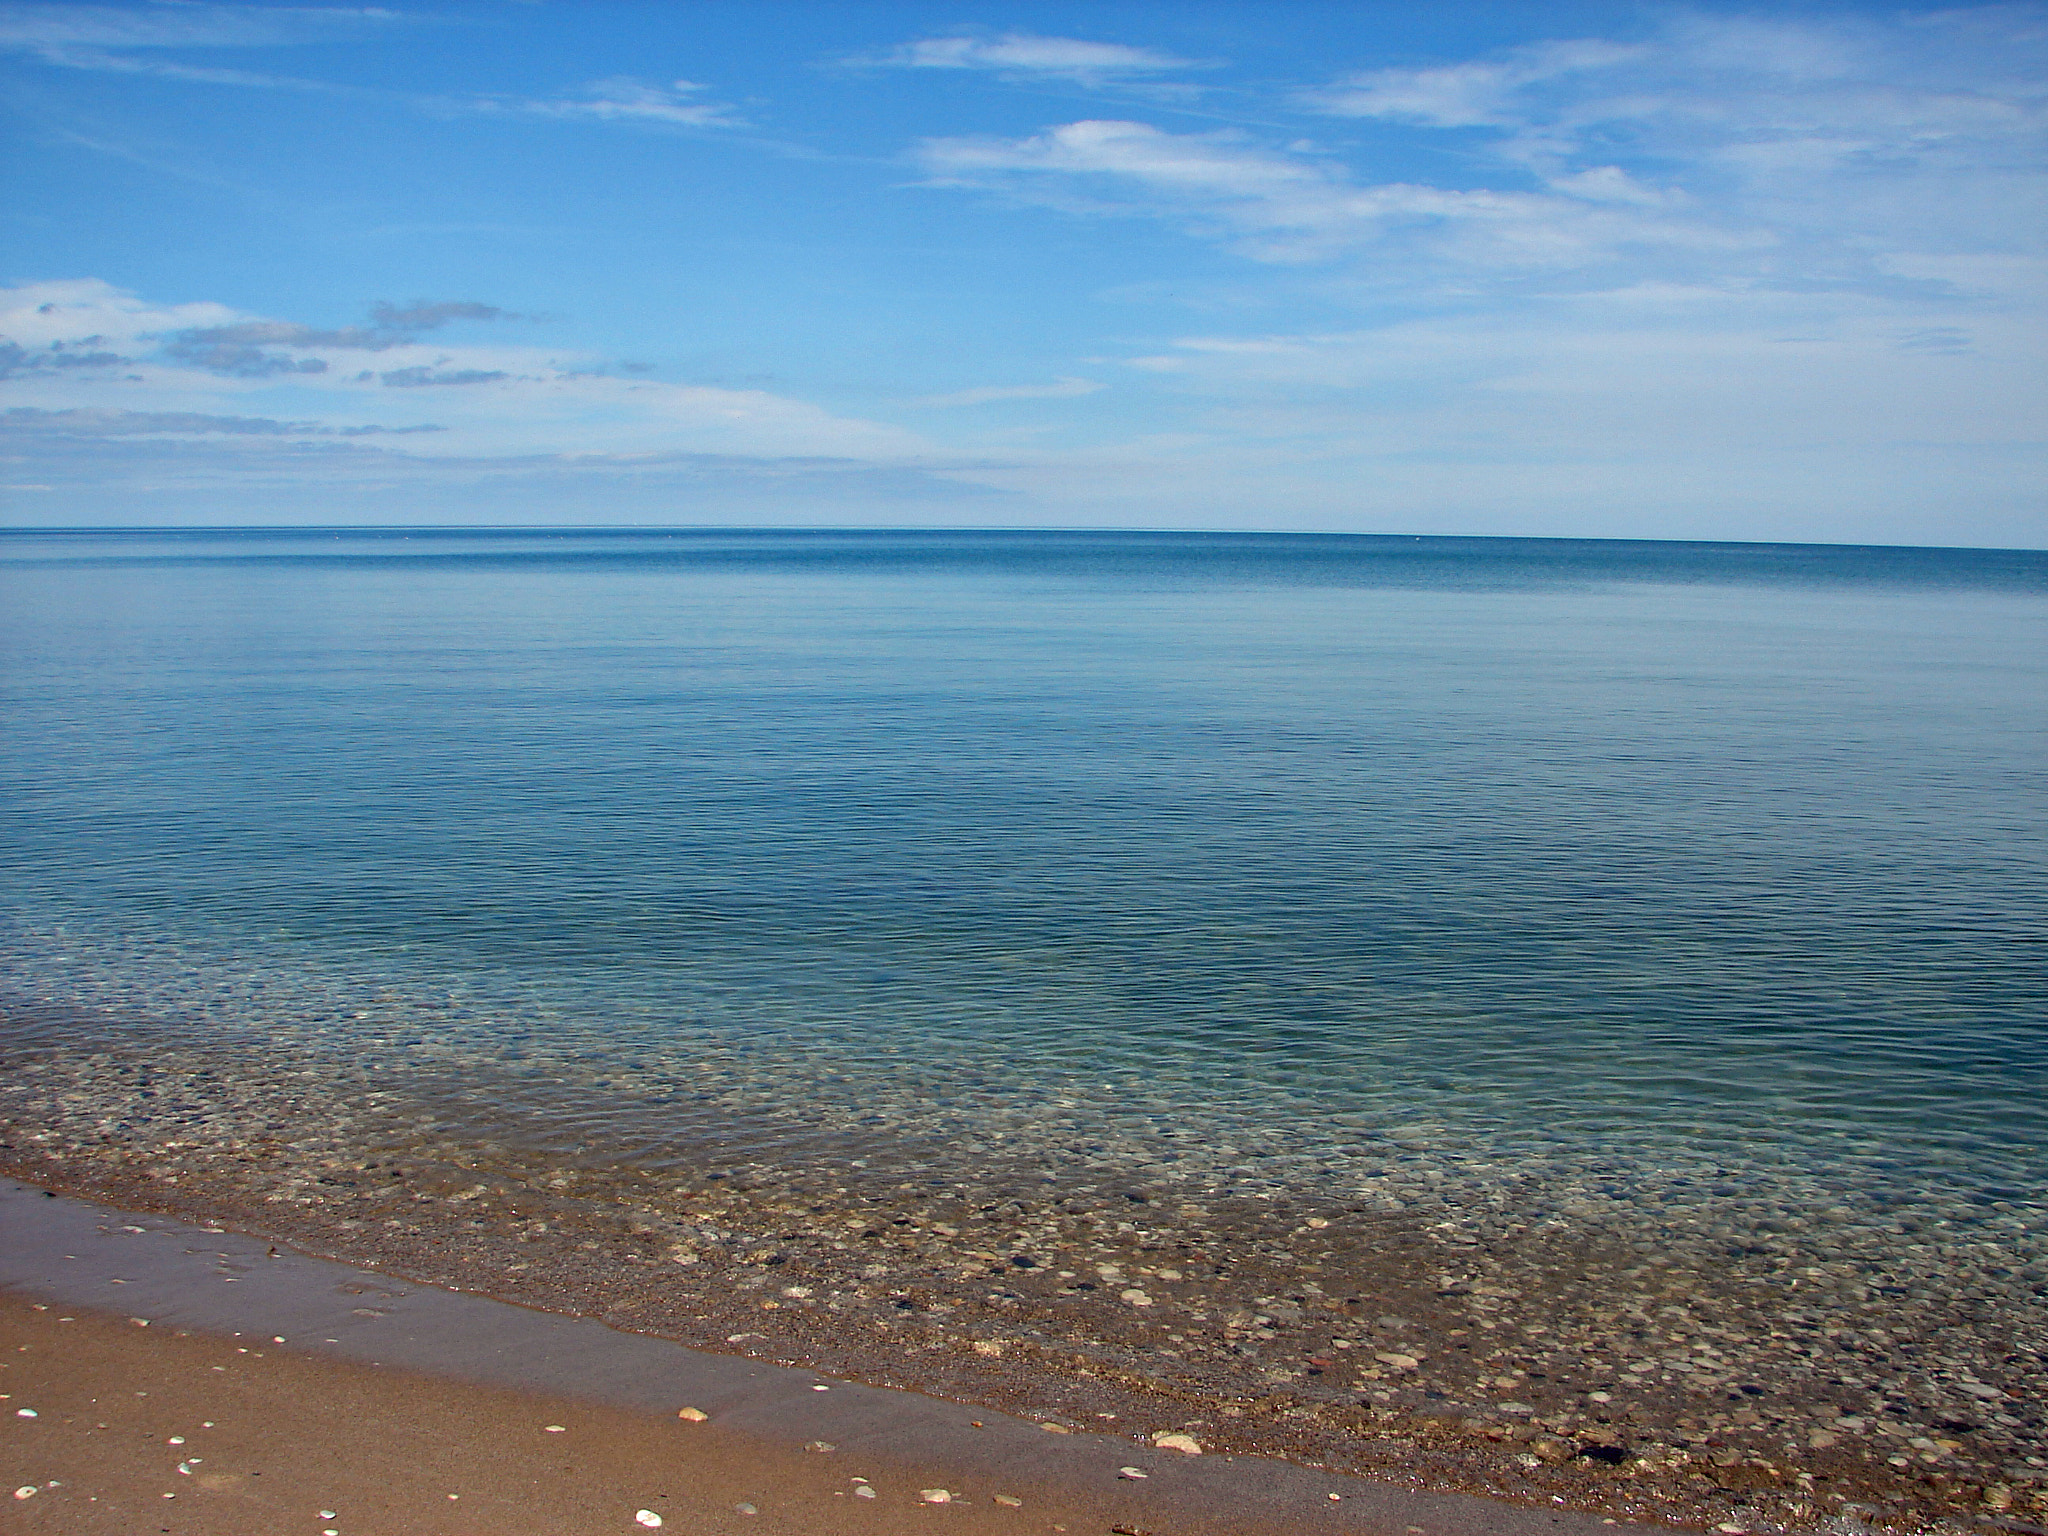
[1,1003,2043,1535]
[1,1183,1672,1536]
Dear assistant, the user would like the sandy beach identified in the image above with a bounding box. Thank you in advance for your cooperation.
[2,1033,2041,1536]
[0,1181,1688,1536]
[5,1000,2046,1536]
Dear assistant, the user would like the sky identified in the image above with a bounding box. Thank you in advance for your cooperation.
[1,1,2043,545]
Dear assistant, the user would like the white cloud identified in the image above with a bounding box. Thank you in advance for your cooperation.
[0,1,409,91]
[1302,11,2046,242]
[0,2,402,52]
[916,118,1755,267]
[913,377,1105,407]
[1299,39,1640,127]
[2,9,742,127]
[872,32,1203,80]
[919,11,2044,292]
[502,78,740,129]
[0,280,930,462]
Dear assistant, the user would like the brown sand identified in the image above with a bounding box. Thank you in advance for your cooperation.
[0,1182,1682,1536]
[8,1003,2041,1536]
[2,1294,1146,1535]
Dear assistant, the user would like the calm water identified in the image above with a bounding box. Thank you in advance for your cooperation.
[3,528,2045,1213]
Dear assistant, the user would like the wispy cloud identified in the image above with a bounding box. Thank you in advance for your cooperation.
[162,301,517,377]
[1,406,445,436]
[1297,39,1640,127]
[1,280,936,463]
[377,366,508,388]
[0,1,411,91]
[916,118,1740,268]
[866,32,1206,82]
[918,10,2046,285]
[0,3,406,52]
[0,336,132,379]
[489,77,741,129]
[2,8,743,128]
[2,433,1002,527]
[914,377,1104,407]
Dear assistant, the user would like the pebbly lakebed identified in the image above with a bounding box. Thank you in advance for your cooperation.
[3,527,2046,1532]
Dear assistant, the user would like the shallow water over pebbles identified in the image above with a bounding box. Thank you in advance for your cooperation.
[3,529,2046,1527]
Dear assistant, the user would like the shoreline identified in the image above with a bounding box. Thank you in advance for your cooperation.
[3,1180,1666,1536]
[3,1001,2044,1534]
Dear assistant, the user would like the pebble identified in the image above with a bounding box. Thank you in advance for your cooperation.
[676,1407,708,1422]
[854,1485,877,1499]
[919,1488,953,1503]
[13,1487,36,1500]
[994,1493,1024,1506]
[1118,1467,1149,1480]
[1152,1433,1202,1455]
[9,980,2042,1536]
[634,1511,663,1528]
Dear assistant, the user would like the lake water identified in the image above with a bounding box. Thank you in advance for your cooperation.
[7,527,2046,1519]
[5,528,2043,1205]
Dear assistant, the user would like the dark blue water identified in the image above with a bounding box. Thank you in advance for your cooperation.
[3,528,2044,1224]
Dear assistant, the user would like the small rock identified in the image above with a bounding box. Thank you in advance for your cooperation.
[677,1407,709,1422]
[15,1410,35,1418]
[1375,1352,1420,1371]
[1152,1433,1202,1455]
[13,1487,36,1501]
[919,1488,953,1503]
[1039,1423,1071,1434]
[544,1424,566,1433]
[1120,1289,1154,1307]
[994,1493,1023,1507]
[805,1441,835,1453]
[1118,1466,1149,1480]
[973,1341,1003,1357]
[634,1512,663,1528]
[854,1486,877,1500]
[734,1503,757,1516]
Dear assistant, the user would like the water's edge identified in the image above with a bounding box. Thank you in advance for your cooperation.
[4,998,2040,1535]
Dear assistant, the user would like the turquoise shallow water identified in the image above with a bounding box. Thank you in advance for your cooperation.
[2,528,2045,1214]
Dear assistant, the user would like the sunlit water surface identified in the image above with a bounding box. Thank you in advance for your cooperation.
[3,529,2044,1230]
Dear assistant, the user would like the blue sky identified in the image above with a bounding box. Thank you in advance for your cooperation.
[2,1,2042,545]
